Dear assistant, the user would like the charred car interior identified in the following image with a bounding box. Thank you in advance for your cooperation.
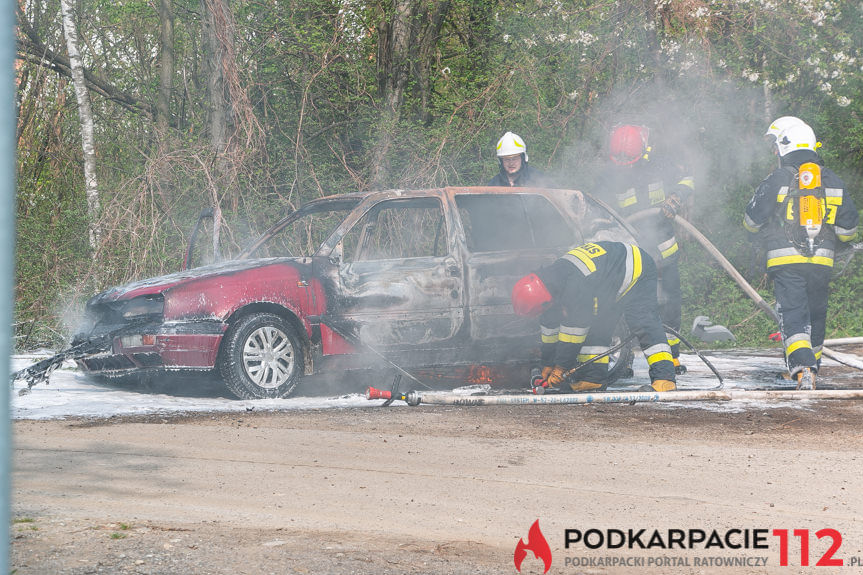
[72,187,638,399]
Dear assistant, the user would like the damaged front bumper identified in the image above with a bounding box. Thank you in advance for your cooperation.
[74,320,227,376]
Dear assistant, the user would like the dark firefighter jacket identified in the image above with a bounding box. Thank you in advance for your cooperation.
[536,241,669,371]
[744,150,858,269]
[487,164,552,187]
[599,154,695,264]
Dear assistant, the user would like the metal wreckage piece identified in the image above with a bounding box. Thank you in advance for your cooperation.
[10,336,112,395]
[10,321,151,395]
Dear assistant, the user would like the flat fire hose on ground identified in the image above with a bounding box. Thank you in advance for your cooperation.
[630,208,863,371]
[365,387,863,406]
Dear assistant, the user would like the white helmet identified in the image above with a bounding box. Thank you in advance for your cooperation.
[765,116,805,140]
[776,123,818,157]
[496,132,528,162]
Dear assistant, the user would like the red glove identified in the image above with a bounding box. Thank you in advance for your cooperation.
[768,331,782,342]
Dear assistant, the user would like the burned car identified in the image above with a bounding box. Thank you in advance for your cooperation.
[72,187,637,399]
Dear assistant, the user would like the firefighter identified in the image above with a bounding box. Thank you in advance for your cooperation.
[511,241,677,392]
[487,131,551,187]
[599,124,695,375]
[744,120,858,389]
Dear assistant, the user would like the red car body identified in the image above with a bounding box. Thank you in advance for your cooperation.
[73,187,636,398]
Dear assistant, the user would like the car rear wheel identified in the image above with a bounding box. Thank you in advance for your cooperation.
[219,312,304,399]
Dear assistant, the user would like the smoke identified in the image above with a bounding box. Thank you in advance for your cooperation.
[552,68,791,250]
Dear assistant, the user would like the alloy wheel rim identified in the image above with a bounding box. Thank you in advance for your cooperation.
[242,326,294,389]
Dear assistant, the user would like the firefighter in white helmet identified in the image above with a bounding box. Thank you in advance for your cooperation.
[488,131,550,187]
[744,119,858,389]
[597,124,696,375]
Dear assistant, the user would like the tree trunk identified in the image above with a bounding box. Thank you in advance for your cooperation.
[157,0,175,130]
[202,0,230,165]
[413,1,450,124]
[59,0,101,252]
[371,0,417,189]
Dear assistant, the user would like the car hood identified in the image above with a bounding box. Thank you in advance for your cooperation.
[92,257,311,303]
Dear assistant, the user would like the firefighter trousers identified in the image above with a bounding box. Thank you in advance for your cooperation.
[770,264,830,376]
[576,256,676,385]
[657,258,682,359]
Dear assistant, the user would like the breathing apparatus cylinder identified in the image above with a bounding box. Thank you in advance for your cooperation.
[796,162,824,255]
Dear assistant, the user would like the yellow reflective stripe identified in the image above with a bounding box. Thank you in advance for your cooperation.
[677,176,695,190]
[618,245,642,299]
[541,333,559,344]
[766,255,834,268]
[814,349,822,360]
[565,248,598,273]
[648,182,665,204]
[743,216,760,233]
[647,351,673,365]
[617,188,637,208]
[660,241,679,259]
[667,337,681,346]
[559,332,587,344]
[617,245,641,299]
[785,338,812,356]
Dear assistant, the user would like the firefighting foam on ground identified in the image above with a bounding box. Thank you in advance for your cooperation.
[11,345,863,420]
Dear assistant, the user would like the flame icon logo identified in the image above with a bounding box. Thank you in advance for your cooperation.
[514,519,552,573]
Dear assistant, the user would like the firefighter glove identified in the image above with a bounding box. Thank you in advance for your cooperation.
[546,366,567,388]
[529,368,545,389]
[541,366,554,380]
[661,194,682,218]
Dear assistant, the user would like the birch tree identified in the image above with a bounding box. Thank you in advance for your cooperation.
[59,0,101,251]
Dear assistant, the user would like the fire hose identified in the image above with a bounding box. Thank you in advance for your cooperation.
[630,209,863,371]
[365,387,863,406]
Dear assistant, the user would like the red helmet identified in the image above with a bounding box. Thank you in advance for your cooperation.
[609,124,649,165]
[511,273,552,317]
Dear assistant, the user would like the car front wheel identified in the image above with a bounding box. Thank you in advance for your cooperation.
[219,312,304,399]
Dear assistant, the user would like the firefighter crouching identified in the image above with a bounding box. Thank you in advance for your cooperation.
[511,241,676,393]
[744,119,859,389]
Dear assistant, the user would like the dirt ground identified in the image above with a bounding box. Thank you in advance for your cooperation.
[10,393,863,575]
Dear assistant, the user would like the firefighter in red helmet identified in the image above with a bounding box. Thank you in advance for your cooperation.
[511,241,676,392]
[600,124,695,375]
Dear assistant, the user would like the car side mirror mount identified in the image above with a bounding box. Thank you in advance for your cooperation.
[329,241,343,265]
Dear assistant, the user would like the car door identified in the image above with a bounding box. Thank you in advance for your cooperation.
[453,191,584,347]
[336,195,465,348]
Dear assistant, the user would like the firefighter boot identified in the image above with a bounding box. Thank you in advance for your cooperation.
[568,381,603,393]
[795,367,816,390]
[673,358,687,375]
[639,379,677,392]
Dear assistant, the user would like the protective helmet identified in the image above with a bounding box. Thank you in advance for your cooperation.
[765,116,805,140]
[776,123,818,157]
[609,124,649,165]
[496,132,528,162]
[511,273,552,317]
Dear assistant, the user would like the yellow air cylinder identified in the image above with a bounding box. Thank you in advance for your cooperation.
[797,162,823,227]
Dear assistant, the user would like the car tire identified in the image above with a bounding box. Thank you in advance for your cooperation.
[219,312,305,399]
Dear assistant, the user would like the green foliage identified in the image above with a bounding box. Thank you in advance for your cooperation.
[14,0,863,348]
